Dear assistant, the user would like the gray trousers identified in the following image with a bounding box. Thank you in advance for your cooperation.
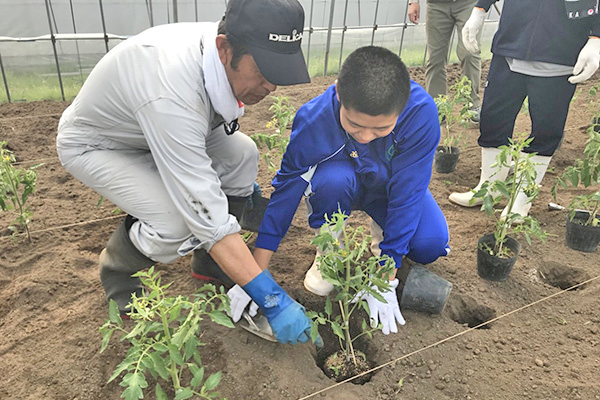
[425,0,481,107]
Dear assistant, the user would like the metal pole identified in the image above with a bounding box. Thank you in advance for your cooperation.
[370,0,380,45]
[323,0,336,76]
[306,0,314,70]
[173,0,178,23]
[0,51,11,103]
[69,0,85,83]
[98,0,109,53]
[195,0,198,22]
[146,0,155,27]
[357,0,361,26]
[337,0,349,71]
[44,0,65,101]
[398,0,410,56]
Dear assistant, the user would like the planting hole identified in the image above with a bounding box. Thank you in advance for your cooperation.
[446,294,496,329]
[537,261,589,291]
[291,288,376,384]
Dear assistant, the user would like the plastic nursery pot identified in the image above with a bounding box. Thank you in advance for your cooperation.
[477,233,521,282]
[434,146,460,174]
[400,264,453,314]
[566,211,600,253]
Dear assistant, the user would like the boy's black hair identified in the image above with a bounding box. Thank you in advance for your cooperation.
[218,17,250,70]
[337,46,411,116]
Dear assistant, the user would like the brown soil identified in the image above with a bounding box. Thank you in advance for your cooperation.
[1,62,600,400]
[323,350,372,384]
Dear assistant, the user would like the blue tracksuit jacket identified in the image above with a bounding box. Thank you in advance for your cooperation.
[255,82,440,267]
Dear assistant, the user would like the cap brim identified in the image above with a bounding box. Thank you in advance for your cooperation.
[248,46,310,86]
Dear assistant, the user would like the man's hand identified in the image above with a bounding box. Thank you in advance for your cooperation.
[408,3,420,24]
[462,7,487,54]
[569,37,600,84]
[243,270,323,346]
[356,279,405,335]
[227,284,258,323]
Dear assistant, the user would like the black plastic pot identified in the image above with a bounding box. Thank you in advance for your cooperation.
[477,234,521,282]
[434,146,460,173]
[566,211,600,253]
[400,265,452,314]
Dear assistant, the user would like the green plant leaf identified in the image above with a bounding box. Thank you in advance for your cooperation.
[174,387,194,400]
[155,383,168,400]
[331,322,345,340]
[121,372,148,400]
[168,343,185,366]
[149,352,169,380]
[108,299,123,327]
[108,358,135,383]
[203,371,222,392]
[100,327,115,353]
[190,364,205,388]
[209,310,235,328]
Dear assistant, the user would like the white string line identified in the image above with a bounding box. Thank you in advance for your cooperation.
[298,274,600,400]
[0,213,124,241]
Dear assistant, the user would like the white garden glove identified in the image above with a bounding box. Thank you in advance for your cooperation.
[227,284,259,323]
[569,37,600,84]
[462,7,487,54]
[354,278,406,335]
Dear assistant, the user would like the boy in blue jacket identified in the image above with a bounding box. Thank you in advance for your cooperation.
[228,46,450,335]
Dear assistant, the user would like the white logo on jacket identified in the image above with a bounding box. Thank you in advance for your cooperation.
[269,29,302,43]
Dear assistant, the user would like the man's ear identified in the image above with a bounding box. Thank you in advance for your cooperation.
[215,35,230,66]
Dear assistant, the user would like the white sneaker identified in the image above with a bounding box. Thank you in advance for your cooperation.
[303,257,333,296]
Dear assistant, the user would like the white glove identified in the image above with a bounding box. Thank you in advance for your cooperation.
[462,7,487,54]
[354,279,406,335]
[227,284,258,323]
[569,37,600,84]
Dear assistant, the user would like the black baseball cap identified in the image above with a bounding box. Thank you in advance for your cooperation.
[224,0,310,86]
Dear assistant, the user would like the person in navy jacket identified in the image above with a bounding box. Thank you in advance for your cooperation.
[229,46,450,335]
[450,0,600,217]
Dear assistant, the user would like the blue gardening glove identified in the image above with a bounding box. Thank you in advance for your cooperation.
[243,270,323,347]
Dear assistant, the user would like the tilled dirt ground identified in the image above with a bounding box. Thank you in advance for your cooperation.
[1,63,600,400]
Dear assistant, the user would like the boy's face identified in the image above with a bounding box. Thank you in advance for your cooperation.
[339,105,398,144]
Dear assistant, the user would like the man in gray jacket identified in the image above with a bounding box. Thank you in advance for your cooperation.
[56,0,320,346]
[408,0,482,121]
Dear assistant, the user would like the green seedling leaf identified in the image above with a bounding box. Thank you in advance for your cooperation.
[100,269,230,399]
[203,371,222,392]
[108,299,123,327]
[189,364,205,388]
[209,310,235,328]
[174,387,194,400]
[155,383,168,400]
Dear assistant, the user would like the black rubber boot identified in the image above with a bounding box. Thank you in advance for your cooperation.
[99,215,155,316]
[190,250,235,289]
[229,194,270,233]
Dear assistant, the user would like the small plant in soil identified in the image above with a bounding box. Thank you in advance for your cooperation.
[473,137,548,258]
[307,211,395,383]
[552,127,600,227]
[0,141,43,241]
[251,95,296,172]
[99,267,234,400]
[435,76,476,153]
